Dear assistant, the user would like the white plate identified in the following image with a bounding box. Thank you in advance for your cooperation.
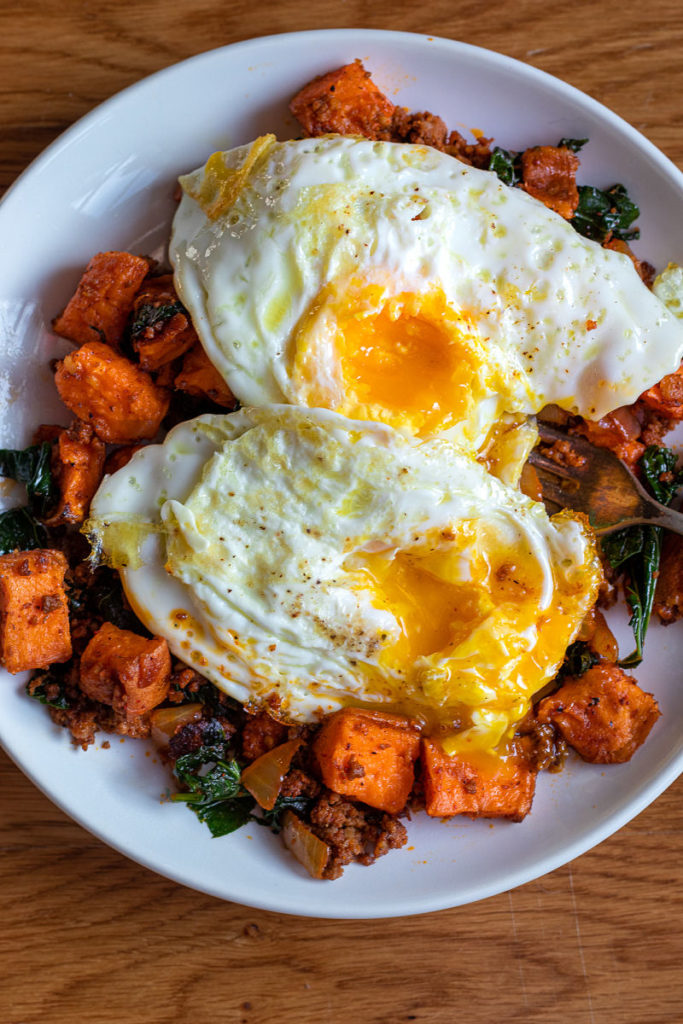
[1,29,682,919]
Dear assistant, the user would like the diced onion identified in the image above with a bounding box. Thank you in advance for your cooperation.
[240,738,301,810]
[281,810,329,879]
[591,610,618,662]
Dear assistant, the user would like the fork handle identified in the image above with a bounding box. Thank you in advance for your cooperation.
[600,501,683,537]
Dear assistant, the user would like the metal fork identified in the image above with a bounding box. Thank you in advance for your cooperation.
[528,422,683,536]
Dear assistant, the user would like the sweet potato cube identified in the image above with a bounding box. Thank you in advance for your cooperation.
[79,622,171,716]
[46,420,106,525]
[421,740,536,821]
[521,145,580,219]
[54,340,170,443]
[289,60,395,140]
[52,251,149,347]
[536,663,660,763]
[130,275,198,371]
[575,407,646,467]
[0,549,71,674]
[174,344,236,408]
[640,363,683,420]
[313,707,420,813]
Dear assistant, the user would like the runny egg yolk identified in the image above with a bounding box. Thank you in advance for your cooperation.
[291,279,496,439]
[342,520,597,752]
[349,548,489,667]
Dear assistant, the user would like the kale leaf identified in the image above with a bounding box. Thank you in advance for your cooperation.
[602,445,682,667]
[169,725,312,838]
[0,442,57,553]
[0,442,57,518]
[196,796,255,837]
[27,663,72,710]
[169,674,242,713]
[639,445,683,505]
[488,147,522,187]
[0,507,48,555]
[129,301,184,337]
[67,567,143,633]
[558,640,599,679]
[571,183,640,243]
[91,570,143,633]
[174,744,241,791]
[170,725,256,838]
[256,793,317,834]
[558,137,588,153]
[620,526,661,668]
[601,525,645,570]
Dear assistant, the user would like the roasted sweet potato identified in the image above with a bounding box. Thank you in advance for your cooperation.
[421,739,536,821]
[79,622,171,717]
[174,344,236,408]
[130,275,198,371]
[52,251,149,347]
[289,60,395,140]
[640,363,683,420]
[45,420,105,525]
[0,549,71,674]
[54,340,170,443]
[313,707,421,814]
[521,145,580,219]
[574,406,646,466]
[536,663,659,763]
[654,532,683,624]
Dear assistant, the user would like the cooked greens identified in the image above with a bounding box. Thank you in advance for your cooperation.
[488,146,522,187]
[0,442,57,554]
[27,663,72,710]
[602,445,683,667]
[169,721,312,838]
[0,442,56,516]
[129,300,184,337]
[257,793,316,834]
[0,506,48,555]
[571,183,640,243]
[557,137,588,153]
[639,445,683,504]
[558,640,600,680]
[171,737,255,838]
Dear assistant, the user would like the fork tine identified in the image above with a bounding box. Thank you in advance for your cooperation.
[528,449,581,482]
[533,467,583,509]
[536,421,579,445]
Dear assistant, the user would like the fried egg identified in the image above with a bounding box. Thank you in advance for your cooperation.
[170,135,683,450]
[88,407,601,753]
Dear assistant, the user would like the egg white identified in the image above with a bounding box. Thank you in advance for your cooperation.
[170,135,683,446]
[88,407,601,751]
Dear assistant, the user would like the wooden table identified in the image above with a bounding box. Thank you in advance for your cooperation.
[1,4,682,1022]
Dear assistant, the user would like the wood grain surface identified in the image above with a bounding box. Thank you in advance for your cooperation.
[1,3,683,1023]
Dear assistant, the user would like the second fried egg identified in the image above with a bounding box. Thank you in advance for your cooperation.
[88,407,601,753]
